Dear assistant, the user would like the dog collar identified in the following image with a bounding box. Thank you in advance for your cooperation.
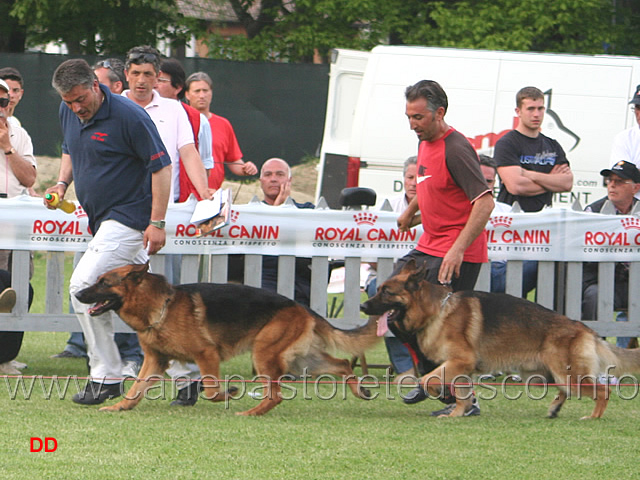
[145,296,172,332]
[441,291,453,308]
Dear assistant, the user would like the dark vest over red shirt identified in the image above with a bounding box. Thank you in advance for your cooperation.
[178,102,202,202]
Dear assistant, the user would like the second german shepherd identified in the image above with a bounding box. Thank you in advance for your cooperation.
[76,263,379,416]
[361,260,640,419]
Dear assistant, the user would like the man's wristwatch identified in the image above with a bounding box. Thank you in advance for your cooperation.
[149,220,166,229]
[4,147,15,155]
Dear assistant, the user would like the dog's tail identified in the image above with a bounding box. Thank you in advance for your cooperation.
[599,341,640,377]
[312,312,380,356]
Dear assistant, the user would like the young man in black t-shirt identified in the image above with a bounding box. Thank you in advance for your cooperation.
[493,86,573,212]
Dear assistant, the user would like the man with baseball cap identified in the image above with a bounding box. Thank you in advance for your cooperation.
[610,85,640,174]
[582,160,640,348]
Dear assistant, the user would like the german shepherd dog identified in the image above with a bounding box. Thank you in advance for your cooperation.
[361,260,640,419]
[75,263,379,416]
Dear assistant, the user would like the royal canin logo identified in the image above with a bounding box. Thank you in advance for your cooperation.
[175,209,279,239]
[487,216,550,245]
[353,212,377,226]
[621,217,640,231]
[489,216,512,228]
[74,205,88,219]
[314,212,416,242]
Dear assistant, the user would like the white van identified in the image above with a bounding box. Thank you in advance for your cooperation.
[316,46,640,209]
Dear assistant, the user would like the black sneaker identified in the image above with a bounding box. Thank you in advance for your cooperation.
[430,397,481,417]
[72,381,123,405]
[402,386,429,404]
[51,350,86,359]
[170,381,202,407]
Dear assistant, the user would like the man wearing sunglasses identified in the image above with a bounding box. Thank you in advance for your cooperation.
[123,46,212,204]
[0,67,25,129]
[610,85,640,197]
[0,77,36,375]
[0,78,35,198]
[123,47,214,405]
[94,58,127,95]
[582,160,640,349]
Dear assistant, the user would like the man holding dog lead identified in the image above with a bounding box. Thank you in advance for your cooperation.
[395,80,494,416]
[47,59,172,405]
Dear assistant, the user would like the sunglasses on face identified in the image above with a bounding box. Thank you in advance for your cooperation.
[96,59,115,71]
[127,52,158,65]
[604,177,634,186]
[0,97,9,108]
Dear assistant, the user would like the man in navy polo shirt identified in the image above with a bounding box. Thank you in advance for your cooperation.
[47,59,172,405]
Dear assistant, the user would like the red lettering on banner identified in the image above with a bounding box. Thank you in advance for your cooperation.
[585,231,630,246]
[32,220,83,235]
[315,227,364,241]
[488,229,550,244]
[367,229,417,242]
[227,225,279,239]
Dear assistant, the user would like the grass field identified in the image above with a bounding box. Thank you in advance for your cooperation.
[3,331,640,479]
[3,254,640,479]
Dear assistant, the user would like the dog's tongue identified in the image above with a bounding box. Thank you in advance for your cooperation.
[377,312,389,337]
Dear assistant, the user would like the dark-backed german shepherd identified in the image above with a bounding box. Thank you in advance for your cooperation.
[360,260,640,419]
[75,263,379,416]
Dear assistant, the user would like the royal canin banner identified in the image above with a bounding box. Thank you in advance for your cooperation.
[486,207,640,262]
[1,196,638,261]
[0,196,419,260]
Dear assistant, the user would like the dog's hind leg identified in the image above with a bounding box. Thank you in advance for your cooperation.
[236,354,284,416]
[547,390,567,419]
[236,343,288,416]
[308,352,372,400]
[578,380,610,420]
[99,355,167,412]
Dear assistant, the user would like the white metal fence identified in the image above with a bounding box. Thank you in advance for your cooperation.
[0,248,638,339]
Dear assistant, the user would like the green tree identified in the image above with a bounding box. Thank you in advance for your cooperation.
[397,0,616,54]
[10,0,196,55]
[0,0,27,52]
[204,0,639,62]
[204,0,392,62]
[6,0,639,60]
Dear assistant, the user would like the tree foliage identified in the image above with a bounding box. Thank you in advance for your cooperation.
[4,0,639,60]
[399,0,615,54]
[204,0,640,62]
[204,0,396,62]
[0,1,27,52]
[10,0,196,55]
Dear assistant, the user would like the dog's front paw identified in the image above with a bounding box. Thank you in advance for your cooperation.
[359,387,373,400]
[98,402,126,412]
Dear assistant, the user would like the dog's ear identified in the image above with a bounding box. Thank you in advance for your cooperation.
[416,261,428,280]
[405,268,425,292]
[127,263,149,284]
[402,258,417,273]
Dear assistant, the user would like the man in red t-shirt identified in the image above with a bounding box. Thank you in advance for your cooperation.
[185,72,257,189]
[394,80,494,415]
